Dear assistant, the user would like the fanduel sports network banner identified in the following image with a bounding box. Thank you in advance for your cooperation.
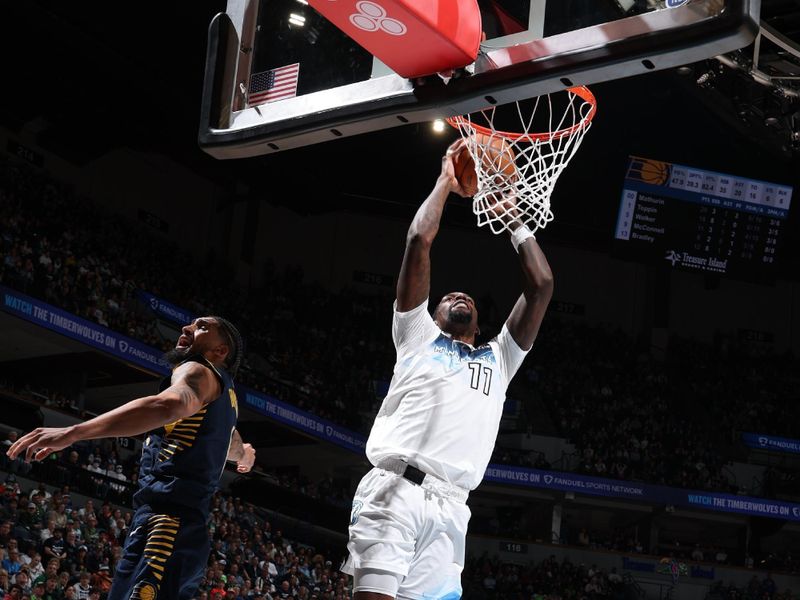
[742,432,800,455]
[1,285,170,375]
[484,465,800,522]
[137,291,194,325]
[242,391,366,454]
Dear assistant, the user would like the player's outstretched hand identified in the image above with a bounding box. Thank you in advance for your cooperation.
[237,443,256,473]
[7,427,77,462]
[441,138,470,198]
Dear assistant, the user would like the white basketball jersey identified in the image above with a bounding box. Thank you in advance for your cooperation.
[366,300,529,490]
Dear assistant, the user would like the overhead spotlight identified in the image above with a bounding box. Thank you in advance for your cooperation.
[432,119,446,133]
[289,13,306,26]
[296,0,308,3]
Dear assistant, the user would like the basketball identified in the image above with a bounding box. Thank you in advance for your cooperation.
[452,134,517,197]
[452,143,478,196]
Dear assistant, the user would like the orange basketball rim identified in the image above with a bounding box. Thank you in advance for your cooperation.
[446,86,597,142]
[444,86,598,235]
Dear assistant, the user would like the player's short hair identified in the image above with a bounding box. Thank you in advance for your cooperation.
[211,316,243,376]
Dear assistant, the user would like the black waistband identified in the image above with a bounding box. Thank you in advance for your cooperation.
[402,464,427,485]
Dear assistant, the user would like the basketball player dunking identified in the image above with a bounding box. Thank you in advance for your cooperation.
[7,316,255,600]
[343,139,554,600]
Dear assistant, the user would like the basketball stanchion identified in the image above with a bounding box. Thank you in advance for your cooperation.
[447,87,597,234]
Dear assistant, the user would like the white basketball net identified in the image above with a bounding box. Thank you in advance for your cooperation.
[448,87,596,235]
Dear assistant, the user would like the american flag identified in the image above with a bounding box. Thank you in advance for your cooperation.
[248,63,300,106]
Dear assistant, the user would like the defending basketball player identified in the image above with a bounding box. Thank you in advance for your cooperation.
[7,316,255,600]
[343,138,553,600]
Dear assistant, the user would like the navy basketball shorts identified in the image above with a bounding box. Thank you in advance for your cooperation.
[108,505,210,600]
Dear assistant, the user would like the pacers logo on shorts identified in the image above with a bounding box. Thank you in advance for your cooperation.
[132,582,157,600]
[350,500,363,526]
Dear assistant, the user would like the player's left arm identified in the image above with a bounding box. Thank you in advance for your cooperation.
[227,429,256,473]
[504,230,554,351]
[7,361,220,463]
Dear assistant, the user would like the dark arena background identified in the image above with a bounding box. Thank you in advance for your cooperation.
[2,2,800,600]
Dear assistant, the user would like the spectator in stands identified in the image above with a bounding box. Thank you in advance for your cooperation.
[27,554,44,582]
[62,531,78,568]
[56,452,80,488]
[84,463,107,499]
[30,579,46,600]
[1,435,29,479]
[48,505,67,531]
[43,577,61,600]
[17,543,32,568]
[33,560,58,588]
[39,521,55,544]
[42,530,67,565]
[1,551,21,578]
[18,503,39,533]
[13,570,30,595]
[75,502,93,522]
[94,506,113,535]
[71,571,90,600]
[57,570,70,593]
[107,465,126,496]
[81,516,98,546]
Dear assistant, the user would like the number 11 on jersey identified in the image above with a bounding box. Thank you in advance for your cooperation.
[468,362,493,395]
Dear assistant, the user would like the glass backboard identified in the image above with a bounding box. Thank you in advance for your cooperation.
[199,0,760,158]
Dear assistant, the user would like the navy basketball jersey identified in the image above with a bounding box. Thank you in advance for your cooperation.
[134,356,238,517]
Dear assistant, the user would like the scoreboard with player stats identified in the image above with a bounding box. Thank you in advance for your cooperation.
[614,157,793,280]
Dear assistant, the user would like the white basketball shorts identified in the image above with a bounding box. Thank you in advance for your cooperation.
[342,467,470,600]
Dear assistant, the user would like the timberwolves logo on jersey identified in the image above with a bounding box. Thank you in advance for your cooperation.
[432,335,496,364]
[431,335,496,396]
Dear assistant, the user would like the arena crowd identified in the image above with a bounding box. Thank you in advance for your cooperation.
[2,154,800,597]
[0,471,350,600]
[2,159,798,497]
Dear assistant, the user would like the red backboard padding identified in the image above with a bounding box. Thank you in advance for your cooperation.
[307,0,482,78]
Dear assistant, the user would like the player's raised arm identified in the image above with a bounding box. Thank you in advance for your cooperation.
[7,361,221,463]
[396,138,468,311]
[504,224,554,351]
